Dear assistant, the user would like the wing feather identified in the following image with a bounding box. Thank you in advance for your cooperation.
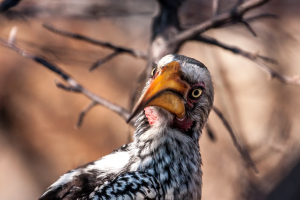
[90,171,162,200]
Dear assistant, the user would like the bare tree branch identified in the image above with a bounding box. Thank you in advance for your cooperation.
[244,13,278,22]
[43,23,148,60]
[196,34,277,63]
[205,123,217,142]
[217,13,278,30]
[212,107,258,173]
[90,51,120,71]
[0,0,21,12]
[76,101,97,128]
[0,34,135,127]
[172,0,270,46]
[194,35,300,85]
[239,20,257,37]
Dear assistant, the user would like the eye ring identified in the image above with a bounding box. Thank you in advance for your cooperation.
[189,88,202,99]
[151,67,157,77]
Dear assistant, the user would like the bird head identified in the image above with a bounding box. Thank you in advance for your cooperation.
[127,54,214,137]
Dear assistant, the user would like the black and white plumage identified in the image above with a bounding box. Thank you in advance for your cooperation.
[40,54,214,200]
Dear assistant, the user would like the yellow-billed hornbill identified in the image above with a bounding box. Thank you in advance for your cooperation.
[39,54,214,200]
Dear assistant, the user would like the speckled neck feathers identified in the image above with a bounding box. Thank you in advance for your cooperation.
[132,111,203,200]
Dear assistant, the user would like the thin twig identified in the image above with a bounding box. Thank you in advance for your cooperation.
[197,34,277,64]
[217,13,278,29]
[0,35,135,126]
[76,101,97,128]
[171,0,270,45]
[90,51,120,71]
[213,107,258,173]
[43,23,148,60]
[206,123,217,142]
[239,20,257,37]
[195,35,300,85]
[244,13,278,22]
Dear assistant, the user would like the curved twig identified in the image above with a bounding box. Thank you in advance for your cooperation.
[0,35,135,127]
[194,35,300,86]
[172,0,270,45]
[43,23,148,60]
[213,107,258,173]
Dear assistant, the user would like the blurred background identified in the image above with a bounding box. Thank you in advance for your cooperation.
[0,0,299,200]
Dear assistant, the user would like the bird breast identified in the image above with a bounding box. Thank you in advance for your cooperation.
[133,126,203,200]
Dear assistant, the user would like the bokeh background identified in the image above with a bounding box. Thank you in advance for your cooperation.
[0,0,300,200]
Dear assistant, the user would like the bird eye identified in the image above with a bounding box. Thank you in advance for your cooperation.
[189,88,202,99]
[151,67,157,77]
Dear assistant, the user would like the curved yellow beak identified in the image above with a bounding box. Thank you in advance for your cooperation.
[126,61,190,123]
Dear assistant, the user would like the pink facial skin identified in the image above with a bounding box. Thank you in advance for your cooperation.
[144,107,158,126]
[144,82,205,132]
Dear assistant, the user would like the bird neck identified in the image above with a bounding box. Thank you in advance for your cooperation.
[133,125,202,199]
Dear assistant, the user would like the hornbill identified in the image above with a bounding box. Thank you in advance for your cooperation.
[39,54,214,200]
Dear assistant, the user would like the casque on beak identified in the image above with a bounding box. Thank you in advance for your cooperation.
[127,61,190,123]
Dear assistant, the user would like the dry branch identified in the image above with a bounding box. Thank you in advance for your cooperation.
[90,51,120,71]
[172,0,270,45]
[245,13,278,22]
[76,101,97,128]
[213,107,258,173]
[43,23,148,67]
[205,123,216,142]
[0,34,134,127]
[0,0,21,12]
[239,20,257,37]
[195,35,300,85]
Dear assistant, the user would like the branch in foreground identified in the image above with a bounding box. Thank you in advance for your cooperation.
[172,0,270,45]
[43,23,148,69]
[195,35,300,86]
[0,35,135,127]
[213,107,258,173]
[0,0,21,12]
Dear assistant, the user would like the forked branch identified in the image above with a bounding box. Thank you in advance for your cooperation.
[213,107,258,173]
[195,35,300,86]
[43,23,148,70]
[172,0,270,45]
[0,32,134,127]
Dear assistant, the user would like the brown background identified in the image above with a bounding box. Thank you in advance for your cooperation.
[0,0,300,200]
